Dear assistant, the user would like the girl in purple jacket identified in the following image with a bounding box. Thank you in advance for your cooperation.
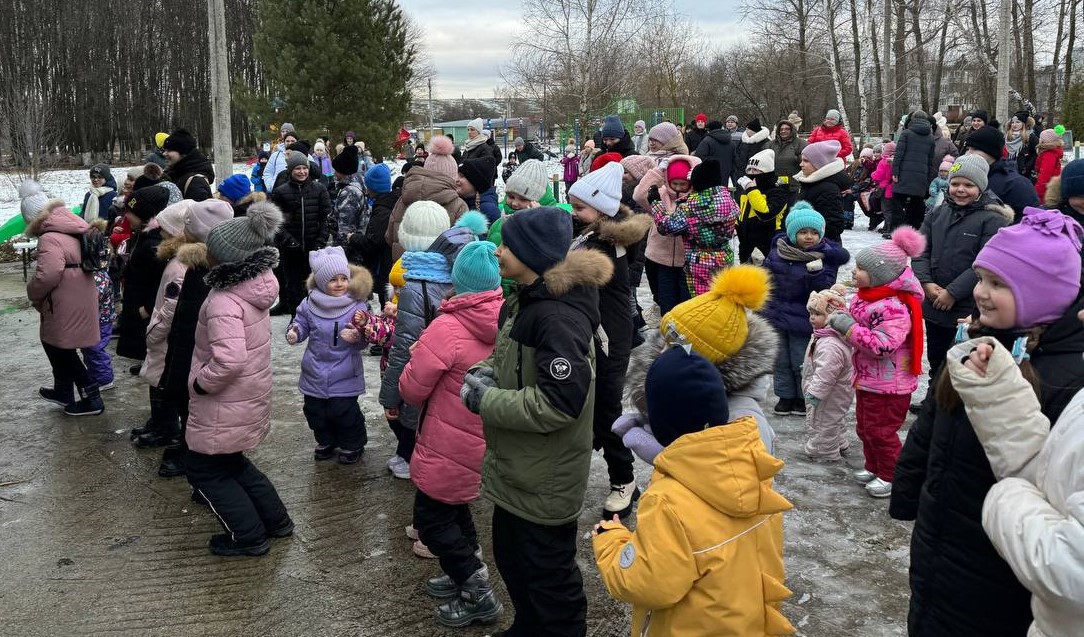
[287,246,373,465]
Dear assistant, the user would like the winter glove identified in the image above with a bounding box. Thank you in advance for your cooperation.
[466,366,497,383]
[737,176,754,190]
[460,373,497,414]
[647,185,662,204]
[806,258,824,273]
[827,311,857,335]
[285,326,299,345]
[804,393,821,408]
[340,327,360,344]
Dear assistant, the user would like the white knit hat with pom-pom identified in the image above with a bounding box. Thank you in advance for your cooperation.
[206,200,283,263]
[20,180,53,223]
[399,200,451,253]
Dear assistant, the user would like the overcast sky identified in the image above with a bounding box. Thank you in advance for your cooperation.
[398,0,745,98]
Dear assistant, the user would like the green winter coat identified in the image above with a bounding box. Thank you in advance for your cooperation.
[475,248,614,525]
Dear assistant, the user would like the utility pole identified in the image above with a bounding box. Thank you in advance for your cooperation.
[995,0,1012,123]
[427,77,434,141]
[882,0,894,137]
[207,0,232,184]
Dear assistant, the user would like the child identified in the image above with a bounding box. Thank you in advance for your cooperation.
[456,157,500,222]
[116,185,171,372]
[737,149,790,263]
[185,203,294,557]
[561,145,580,190]
[501,150,519,183]
[286,246,373,464]
[764,202,850,417]
[912,154,1011,387]
[568,161,653,518]
[80,219,117,392]
[1048,159,1084,224]
[593,347,795,637]
[578,140,596,179]
[871,142,897,234]
[652,158,739,295]
[398,241,505,627]
[795,139,852,243]
[803,285,854,461]
[459,206,613,637]
[893,207,1084,637]
[493,159,570,296]
[925,158,952,209]
[827,227,926,498]
[1034,127,1065,202]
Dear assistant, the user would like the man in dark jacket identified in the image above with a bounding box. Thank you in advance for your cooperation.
[731,118,771,187]
[891,112,937,228]
[964,126,1040,221]
[349,163,399,310]
[512,137,545,163]
[329,145,368,259]
[270,151,332,316]
[162,129,215,202]
[685,113,709,151]
[693,121,737,189]
[459,206,613,636]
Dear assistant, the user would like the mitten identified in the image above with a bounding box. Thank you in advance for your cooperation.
[460,373,497,414]
[647,185,662,204]
[806,258,824,272]
[286,326,299,345]
[737,176,754,190]
[340,327,360,344]
[827,311,856,335]
[804,393,821,408]
[611,412,644,437]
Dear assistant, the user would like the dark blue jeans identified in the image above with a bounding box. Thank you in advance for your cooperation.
[655,263,690,316]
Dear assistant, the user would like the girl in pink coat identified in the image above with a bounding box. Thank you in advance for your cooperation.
[871,142,897,232]
[185,204,294,557]
[398,240,504,625]
[803,285,855,461]
[827,227,926,498]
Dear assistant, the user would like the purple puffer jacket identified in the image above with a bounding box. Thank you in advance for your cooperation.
[399,289,503,505]
[803,327,855,428]
[843,266,924,395]
[186,248,279,456]
[290,287,368,399]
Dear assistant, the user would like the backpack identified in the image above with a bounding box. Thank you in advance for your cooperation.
[69,228,110,273]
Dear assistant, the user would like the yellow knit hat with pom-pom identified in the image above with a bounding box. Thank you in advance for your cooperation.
[659,265,771,362]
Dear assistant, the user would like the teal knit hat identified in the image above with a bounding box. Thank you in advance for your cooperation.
[785,201,826,243]
[452,240,501,294]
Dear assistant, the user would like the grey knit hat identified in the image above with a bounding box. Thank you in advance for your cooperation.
[286,151,309,171]
[947,154,989,192]
[206,201,283,263]
[504,159,549,201]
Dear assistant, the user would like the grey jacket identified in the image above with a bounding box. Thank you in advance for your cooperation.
[912,193,1014,326]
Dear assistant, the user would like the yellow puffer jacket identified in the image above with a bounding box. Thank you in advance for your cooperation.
[593,417,795,637]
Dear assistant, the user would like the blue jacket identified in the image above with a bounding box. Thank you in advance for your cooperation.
[988,159,1040,222]
[463,187,500,223]
[250,163,267,193]
[763,232,851,335]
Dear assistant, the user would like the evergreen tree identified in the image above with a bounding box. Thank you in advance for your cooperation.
[252,0,415,154]
[1064,82,1084,144]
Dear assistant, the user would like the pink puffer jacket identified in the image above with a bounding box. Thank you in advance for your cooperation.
[844,267,924,395]
[634,154,702,267]
[803,327,855,427]
[140,238,192,387]
[186,248,279,456]
[25,204,99,350]
[399,289,502,505]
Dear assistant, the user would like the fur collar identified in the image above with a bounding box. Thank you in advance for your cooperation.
[625,312,779,416]
[794,158,846,183]
[742,127,770,145]
[984,201,1015,223]
[1046,176,1063,207]
[204,247,279,289]
[593,211,652,248]
[238,191,267,206]
[156,234,190,261]
[544,248,614,296]
[305,263,374,300]
[176,243,209,269]
[24,200,76,237]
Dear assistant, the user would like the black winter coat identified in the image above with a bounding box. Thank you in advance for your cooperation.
[796,167,852,243]
[164,151,215,202]
[891,290,1084,637]
[160,262,211,400]
[694,130,737,189]
[592,129,637,157]
[732,130,771,186]
[892,118,936,197]
[685,127,708,153]
[349,189,401,277]
[513,143,545,163]
[116,227,165,360]
[988,159,1041,221]
[271,178,332,254]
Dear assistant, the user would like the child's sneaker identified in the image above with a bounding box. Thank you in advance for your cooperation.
[314,445,336,461]
[39,386,73,407]
[99,381,116,392]
[405,524,419,540]
[209,533,270,557]
[603,481,641,519]
[413,539,438,559]
[337,448,362,465]
[387,455,411,479]
[773,399,794,416]
[865,477,893,498]
[853,469,876,483]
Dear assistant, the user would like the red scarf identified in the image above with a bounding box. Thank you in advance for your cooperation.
[857,285,924,376]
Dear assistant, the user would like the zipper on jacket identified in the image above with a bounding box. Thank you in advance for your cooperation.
[299,182,307,252]
[333,320,339,346]
[640,610,653,637]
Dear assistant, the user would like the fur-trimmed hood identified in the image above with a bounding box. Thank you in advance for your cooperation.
[25,201,84,238]
[156,233,192,260]
[176,242,210,269]
[742,126,771,145]
[205,246,279,294]
[794,157,846,183]
[625,311,780,417]
[591,209,652,248]
[1046,176,1063,206]
[543,248,614,297]
[305,263,374,300]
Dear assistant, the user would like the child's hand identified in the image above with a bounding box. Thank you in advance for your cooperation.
[827,311,856,335]
[384,407,399,420]
[353,309,369,327]
[593,514,622,537]
[964,342,994,377]
[806,258,823,273]
[285,327,299,345]
[383,302,398,319]
[340,327,360,344]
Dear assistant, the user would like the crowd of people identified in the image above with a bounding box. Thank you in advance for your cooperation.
[15,106,1084,636]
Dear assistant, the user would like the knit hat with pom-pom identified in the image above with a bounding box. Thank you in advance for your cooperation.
[399,200,452,253]
[659,264,771,363]
[807,283,849,316]
[423,135,458,180]
[1039,127,1064,146]
[452,240,501,295]
[785,200,826,243]
[19,180,52,223]
[309,245,350,291]
[854,225,926,288]
[621,154,655,182]
[184,199,234,242]
[206,200,284,263]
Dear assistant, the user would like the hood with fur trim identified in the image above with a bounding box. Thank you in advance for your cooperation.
[543,248,615,297]
[742,127,771,145]
[25,201,82,238]
[794,157,846,184]
[156,233,192,261]
[626,311,779,417]
[590,209,653,248]
[305,263,374,300]
[205,247,279,293]
[176,242,210,269]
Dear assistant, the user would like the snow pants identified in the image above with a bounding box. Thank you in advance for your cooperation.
[855,389,910,481]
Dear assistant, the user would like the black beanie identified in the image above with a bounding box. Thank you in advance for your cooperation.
[969,109,989,124]
[459,157,496,193]
[690,159,724,191]
[500,206,573,277]
[747,118,763,132]
[126,185,170,222]
[646,347,730,447]
[163,128,197,155]
[332,144,360,176]
[287,140,311,157]
[965,126,1006,159]
[706,120,723,131]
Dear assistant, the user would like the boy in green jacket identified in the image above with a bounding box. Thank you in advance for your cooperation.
[460,206,614,635]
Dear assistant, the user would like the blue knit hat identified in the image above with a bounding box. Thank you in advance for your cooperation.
[1061,159,1084,202]
[601,115,624,139]
[217,173,251,203]
[452,241,501,294]
[501,206,573,277]
[646,347,729,448]
[365,163,392,194]
[785,201,826,243]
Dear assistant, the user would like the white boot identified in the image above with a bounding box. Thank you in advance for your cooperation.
[865,477,893,498]
[603,481,641,518]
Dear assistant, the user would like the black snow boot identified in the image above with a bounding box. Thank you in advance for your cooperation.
[39,385,74,407]
[436,567,503,627]
[208,533,270,557]
[158,444,187,477]
[134,415,180,448]
[64,385,104,417]
[130,418,154,439]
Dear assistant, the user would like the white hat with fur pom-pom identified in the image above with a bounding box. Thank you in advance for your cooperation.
[19,180,57,223]
[206,200,283,263]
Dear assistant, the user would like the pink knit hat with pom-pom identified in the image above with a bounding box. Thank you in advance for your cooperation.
[881,142,897,158]
[854,226,926,287]
[423,135,458,180]
[621,154,655,182]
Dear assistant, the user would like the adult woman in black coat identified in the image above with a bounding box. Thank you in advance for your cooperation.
[270,153,332,315]
[891,111,937,228]
[116,186,170,364]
